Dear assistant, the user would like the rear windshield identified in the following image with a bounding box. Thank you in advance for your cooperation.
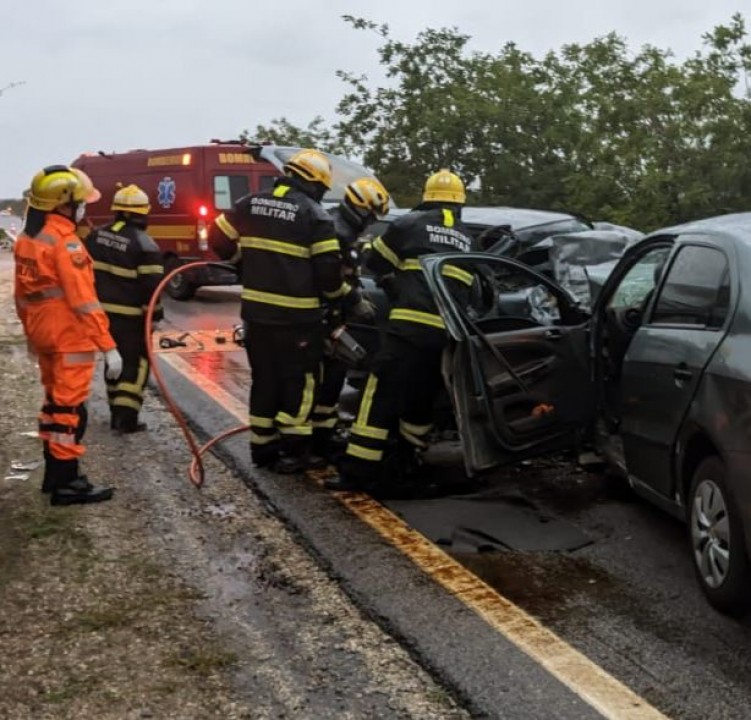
[268,148,379,202]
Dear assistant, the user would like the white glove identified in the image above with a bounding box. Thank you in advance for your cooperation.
[104,348,123,381]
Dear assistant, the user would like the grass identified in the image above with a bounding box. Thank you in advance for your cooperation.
[164,647,238,676]
[72,606,133,631]
[44,675,101,704]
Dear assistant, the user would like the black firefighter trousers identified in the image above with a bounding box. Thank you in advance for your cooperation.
[105,314,150,432]
[339,331,445,486]
[244,321,324,466]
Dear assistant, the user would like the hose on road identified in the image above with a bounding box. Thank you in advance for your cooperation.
[144,260,249,488]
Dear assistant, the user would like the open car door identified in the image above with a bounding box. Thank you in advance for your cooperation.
[422,253,594,476]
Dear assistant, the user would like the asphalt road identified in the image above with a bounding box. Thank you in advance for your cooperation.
[159,287,751,720]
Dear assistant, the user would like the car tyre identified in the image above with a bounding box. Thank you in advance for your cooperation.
[165,257,196,301]
[689,456,750,615]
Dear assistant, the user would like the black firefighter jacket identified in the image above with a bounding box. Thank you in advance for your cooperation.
[367,205,474,344]
[209,177,347,326]
[328,204,367,311]
[85,220,165,322]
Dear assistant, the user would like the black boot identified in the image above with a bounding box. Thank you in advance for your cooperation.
[322,472,373,492]
[49,459,114,506]
[111,407,146,434]
[41,447,55,494]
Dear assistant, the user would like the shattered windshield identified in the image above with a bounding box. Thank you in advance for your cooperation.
[515,218,591,246]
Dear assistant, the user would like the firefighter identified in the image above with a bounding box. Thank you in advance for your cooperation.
[85,184,164,433]
[326,169,475,495]
[209,149,349,473]
[14,165,122,506]
[310,177,390,462]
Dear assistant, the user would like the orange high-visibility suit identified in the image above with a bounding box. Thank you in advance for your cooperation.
[14,213,116,466]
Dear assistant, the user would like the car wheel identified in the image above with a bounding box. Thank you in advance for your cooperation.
[165,258,196,301]
[689,456,751,614]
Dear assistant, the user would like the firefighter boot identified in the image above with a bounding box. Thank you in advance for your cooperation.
[41,446,55,493]
[111,405,147,434]
[49,458,114,506]
[312,427,347,465]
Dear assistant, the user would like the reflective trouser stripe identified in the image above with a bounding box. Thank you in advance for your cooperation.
[107,358,148,412]
[278,425,313,436]
[311,403,338,429]
[111,396,142,411]
[350,423,389,441]
[37,352,93,461]
[399,419,433,449]
[344,373,390,463]
[345,443,383,462]
[250,430,280,445]
[276,373,315,426]
[249,414,274,428]
[311,416,338,429]
[389,308,445,329]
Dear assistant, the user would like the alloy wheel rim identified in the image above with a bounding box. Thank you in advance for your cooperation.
[691,479,731,589]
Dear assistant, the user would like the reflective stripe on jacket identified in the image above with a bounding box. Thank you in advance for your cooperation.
[85,220,165,321]
[14,214,116,353]
[208,176,346,325]
[367,206,474,339]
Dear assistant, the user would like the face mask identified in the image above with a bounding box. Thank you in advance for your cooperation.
[74,203,86,223]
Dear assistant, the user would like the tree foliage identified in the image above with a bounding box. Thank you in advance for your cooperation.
[241,116,348,155]
[246,14,751,230]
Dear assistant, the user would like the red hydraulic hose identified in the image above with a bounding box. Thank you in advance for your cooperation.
[144,260,249,488]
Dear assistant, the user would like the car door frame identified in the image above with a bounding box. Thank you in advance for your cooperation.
[422,252,593,475]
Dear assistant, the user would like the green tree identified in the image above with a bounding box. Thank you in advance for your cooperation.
[334,14,751,229]
[240,115,349,155]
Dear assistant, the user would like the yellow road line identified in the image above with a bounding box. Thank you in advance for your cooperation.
[158,351,669,720]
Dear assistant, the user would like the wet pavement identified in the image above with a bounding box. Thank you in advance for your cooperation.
[159,290,751,720]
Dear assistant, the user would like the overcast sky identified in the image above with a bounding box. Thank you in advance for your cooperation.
[0,0,745,197]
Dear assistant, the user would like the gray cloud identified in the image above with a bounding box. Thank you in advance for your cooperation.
[0,0,744,196]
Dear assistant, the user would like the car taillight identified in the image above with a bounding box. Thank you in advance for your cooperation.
[198,204,208,218]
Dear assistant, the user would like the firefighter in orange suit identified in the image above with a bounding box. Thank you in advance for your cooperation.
[14,165,123,506]
[209,149,348,474]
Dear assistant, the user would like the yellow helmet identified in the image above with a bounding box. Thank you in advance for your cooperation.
[111,183,151,215]
[422,168,466,204]
[283,149,333,189]
[27,165,101,211]
[345,177,390,217]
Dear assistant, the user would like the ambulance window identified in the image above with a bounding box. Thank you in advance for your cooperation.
[259,175,277,191]
[213,175,250,210]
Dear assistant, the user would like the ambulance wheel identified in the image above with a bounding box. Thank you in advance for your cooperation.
[165,258,197,301]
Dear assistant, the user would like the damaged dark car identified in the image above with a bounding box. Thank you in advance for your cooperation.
[420,212,751,615]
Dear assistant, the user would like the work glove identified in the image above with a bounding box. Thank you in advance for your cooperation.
[347,297,377,323]
[104,348,123,381]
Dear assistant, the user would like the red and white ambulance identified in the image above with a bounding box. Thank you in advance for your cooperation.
[72,141,381,299]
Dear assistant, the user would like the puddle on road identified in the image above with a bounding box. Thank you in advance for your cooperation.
[451,550,616,623]
[172,350,250,399]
